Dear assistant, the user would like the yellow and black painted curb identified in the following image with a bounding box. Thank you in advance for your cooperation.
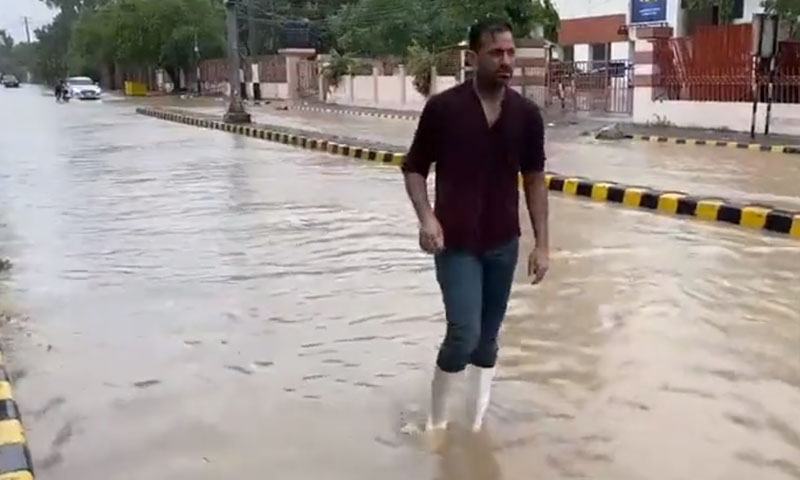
[625,133,800,155]
[0,353,35,480]
[287,105,418,122]
[545,174,800,238]
[287,106,800,155]
[136,107,406,165]
[136,107,800,240]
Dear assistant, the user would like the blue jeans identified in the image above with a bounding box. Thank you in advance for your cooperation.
[434,238,519,373]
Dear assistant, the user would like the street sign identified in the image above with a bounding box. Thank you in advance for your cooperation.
[631,0,667,25]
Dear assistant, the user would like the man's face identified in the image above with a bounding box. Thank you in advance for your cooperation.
[472,30,516,87]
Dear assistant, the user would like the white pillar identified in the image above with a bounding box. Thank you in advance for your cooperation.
[348,74,355,103]
[372,65,380,106]
[319,70,326,102]
[398,64,407,106]
[430,66,438,96]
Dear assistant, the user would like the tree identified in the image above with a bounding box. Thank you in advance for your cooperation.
[532,0,560,43]
[243,0,358,54]
[762,0,800,37]
[684,0,800,35]
[0,30,15,75]
[33,13,74,82]
[328,0,559,57]
[70,0,226,86]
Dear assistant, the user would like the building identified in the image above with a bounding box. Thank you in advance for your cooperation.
[551,0,766,63]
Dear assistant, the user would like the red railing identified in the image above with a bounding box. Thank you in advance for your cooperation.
[654,24,800,103]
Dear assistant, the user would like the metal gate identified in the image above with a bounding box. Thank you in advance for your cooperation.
[296,59,319,98]
[547,60,633,114]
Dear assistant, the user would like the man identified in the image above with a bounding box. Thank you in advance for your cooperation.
[401,18,549,433]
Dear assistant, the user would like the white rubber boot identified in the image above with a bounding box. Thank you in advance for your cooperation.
[426,366,459,431]
[466,365,495,432]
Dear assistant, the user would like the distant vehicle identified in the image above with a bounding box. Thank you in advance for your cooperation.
[66,76,102,100]
[2,74,20,88]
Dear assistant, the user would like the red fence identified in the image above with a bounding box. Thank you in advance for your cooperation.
[199,55,286,84]
[654,24,800,103]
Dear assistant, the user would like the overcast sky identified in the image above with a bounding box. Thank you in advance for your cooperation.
[1,0,57,42]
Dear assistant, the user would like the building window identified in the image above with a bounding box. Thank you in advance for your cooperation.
[562,45,574,62]
[732,0,744,19]
[591,43,609,63]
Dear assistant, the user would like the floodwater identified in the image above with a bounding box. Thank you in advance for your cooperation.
[178,100,800,211]
[1,85,799,480]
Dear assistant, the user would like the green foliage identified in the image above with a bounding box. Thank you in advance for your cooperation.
[70,0,225,73]
[406,43,442,97]
[762,0,800,37]
[329,0,559,57]
[33,13,73,82]
[683,0,737,23]
[532,0,560,42]
[321,49,355,92]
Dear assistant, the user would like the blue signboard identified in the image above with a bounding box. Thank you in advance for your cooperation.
[631,0,667,24]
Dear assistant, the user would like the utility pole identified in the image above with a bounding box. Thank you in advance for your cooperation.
[22,17,31,43]
[247,0,256,56]
[224,0,251,124]
[194,30,202,96]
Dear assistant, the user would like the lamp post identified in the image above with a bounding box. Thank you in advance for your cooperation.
[224,0,251,124]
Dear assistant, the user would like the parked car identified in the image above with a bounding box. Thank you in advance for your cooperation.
[66,76,102,100]
[2,74,20,88]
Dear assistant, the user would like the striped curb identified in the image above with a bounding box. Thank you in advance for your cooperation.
[287,105,418,121]
[136,108,405,165]
[136,107,800,240]
[625,133,800,155]
[0,352,34,480]
[545,174,800,238]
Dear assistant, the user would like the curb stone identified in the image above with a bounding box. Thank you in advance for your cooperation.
[0,352,34,480]
[625,133,800,155]
[135,107,405,165]
[288,105,418,122]
[135,107,800,240]
[544,174,800,238]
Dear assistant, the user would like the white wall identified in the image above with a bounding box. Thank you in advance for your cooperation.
[633,92,800,136]
[551,0,627,20]
[326,74,451,112]
[574,44,590,62]
[260,82,288,100]
[611,41,632,60]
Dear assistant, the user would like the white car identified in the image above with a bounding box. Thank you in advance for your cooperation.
[67,76,102,100]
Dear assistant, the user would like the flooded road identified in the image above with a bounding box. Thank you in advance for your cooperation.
[174,100,800,210]
[1,85,800,480]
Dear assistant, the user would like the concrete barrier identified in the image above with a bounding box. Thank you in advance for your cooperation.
[135,107,800,240]
[0,351,35,480]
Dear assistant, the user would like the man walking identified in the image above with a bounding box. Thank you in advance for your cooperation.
[401,18,549,432]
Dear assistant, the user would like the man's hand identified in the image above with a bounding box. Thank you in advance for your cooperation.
[528,246,549,284]
[419,215,444,254]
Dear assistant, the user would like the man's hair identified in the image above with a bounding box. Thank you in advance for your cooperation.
[468,18,513,51]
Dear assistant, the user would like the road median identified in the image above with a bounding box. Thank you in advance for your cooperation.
[0,351,34,480]
[136,106,800,240]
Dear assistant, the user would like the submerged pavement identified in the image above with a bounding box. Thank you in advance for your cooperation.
[0,86,799,479]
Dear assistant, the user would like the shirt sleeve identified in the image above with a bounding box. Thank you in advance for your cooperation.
[401,98,439,178]
[520,101,546,174]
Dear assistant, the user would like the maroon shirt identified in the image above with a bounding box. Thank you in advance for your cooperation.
[401,82,546,253]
